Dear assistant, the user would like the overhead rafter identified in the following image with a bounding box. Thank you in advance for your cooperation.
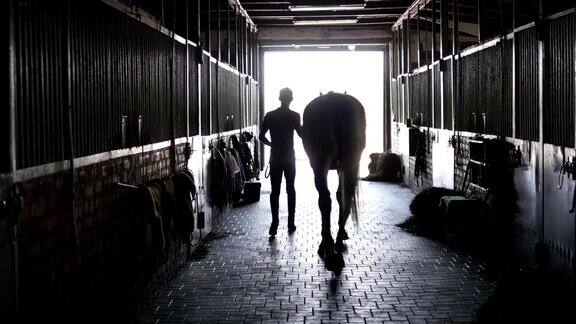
[241,0,414,27]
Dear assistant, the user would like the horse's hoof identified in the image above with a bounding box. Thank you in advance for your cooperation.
[317,239,334,258]
[324,251,345,273]
[334,239,347,253]
[336,229,349,241]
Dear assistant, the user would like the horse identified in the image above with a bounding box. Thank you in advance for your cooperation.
[302,92,366,258]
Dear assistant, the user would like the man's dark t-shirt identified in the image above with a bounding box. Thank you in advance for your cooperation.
[261,108,301,164]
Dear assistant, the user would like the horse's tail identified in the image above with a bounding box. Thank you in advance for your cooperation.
[341,157,361,226]
[349,98,366,226]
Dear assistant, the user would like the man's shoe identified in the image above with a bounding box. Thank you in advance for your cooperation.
[288,225,296,234]
[269,223,278,236]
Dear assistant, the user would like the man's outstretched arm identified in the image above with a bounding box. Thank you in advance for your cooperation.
[259,117,272,146]
[295,114,303,138]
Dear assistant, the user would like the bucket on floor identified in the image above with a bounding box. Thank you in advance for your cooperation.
[242,181,261,204]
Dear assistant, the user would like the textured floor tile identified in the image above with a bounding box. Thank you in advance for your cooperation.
[140,164,494,323]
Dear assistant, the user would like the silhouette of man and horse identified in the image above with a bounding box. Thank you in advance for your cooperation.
[260,89,366,270]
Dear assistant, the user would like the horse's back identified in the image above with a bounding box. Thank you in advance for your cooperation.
[302,92,366,167]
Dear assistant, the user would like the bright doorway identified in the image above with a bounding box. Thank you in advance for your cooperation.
[263,50,384,176]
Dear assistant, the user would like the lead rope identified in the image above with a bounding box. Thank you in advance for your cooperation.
[264,161,270,179]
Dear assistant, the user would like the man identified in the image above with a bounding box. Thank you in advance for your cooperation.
[259,88,302,236]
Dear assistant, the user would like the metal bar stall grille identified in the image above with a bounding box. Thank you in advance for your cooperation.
[420,69,431,127]
[251,80,259,126]
[174,41,187,139]
[409,69,431,127]
[208,61,219,133]
[188,44,199,136]
[458,53,479,132]
[3,0,14,174]
[217,65,227,131]
[501,38,514,137]
[14,0,66,169]
[478,45,501,135]
[442,59,453,130]
[477,42,514,136]
[201,53,211,135]
[409,73,420,124]
[433,64,441,129]
[545,13,575,147]
[210,60,218,133]
[391,79,399,122]
[516,26,540,142]
[10,0,259,171]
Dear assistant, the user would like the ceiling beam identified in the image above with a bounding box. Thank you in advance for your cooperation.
[247,8,405,18]
[258,24,392,45]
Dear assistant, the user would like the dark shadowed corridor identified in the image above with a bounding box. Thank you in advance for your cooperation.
[141,164,494,323]
[4,1,576,322]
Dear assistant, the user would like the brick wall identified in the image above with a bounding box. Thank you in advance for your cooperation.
[15,144,192,321]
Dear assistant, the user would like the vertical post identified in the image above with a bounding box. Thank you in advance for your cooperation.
[227,2,230,64]
[384,45,391,151]
[452,0,459,131]
[206,0,213,134]
[258,46,264,165]
[195,0,200,44]
[536,0,547,265]
[404,19,409,73]
[240,15,244,73]
[417,6,421,67]
[439,0,448,129]
[197,0,203,136]
[440,0,448,58]
[217,0,221,61]
[170,0,177,172]
[432,0,437,62]
[244,18,248,74]
[7,0,16,176]
[62,0,78,245]
[235,8,239,69]
[253,30,257,77]
[405,18,411,122]
[512,0,516,137]
[477,0,482,43]
[241,15,248,73]
[206,0,211,57]
[249,28,254,76]
[396,30,402,122]
[6,1,18,321]
[573,4,576,153]
[185,0,189,139]
[431,0,437,128]
[248,27,252,77]
[401,23,405,74]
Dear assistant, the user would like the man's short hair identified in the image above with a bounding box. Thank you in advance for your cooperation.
[279,88,293,100]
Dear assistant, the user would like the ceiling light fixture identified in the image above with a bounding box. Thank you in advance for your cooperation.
[289,4,366,11]
[293,18,358,26]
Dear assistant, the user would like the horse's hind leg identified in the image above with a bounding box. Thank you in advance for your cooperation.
[336,162,359,243]
[336,177,349,242]
[313,162,334,253]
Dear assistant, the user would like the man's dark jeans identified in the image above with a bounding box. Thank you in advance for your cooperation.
[269,160,296,229]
